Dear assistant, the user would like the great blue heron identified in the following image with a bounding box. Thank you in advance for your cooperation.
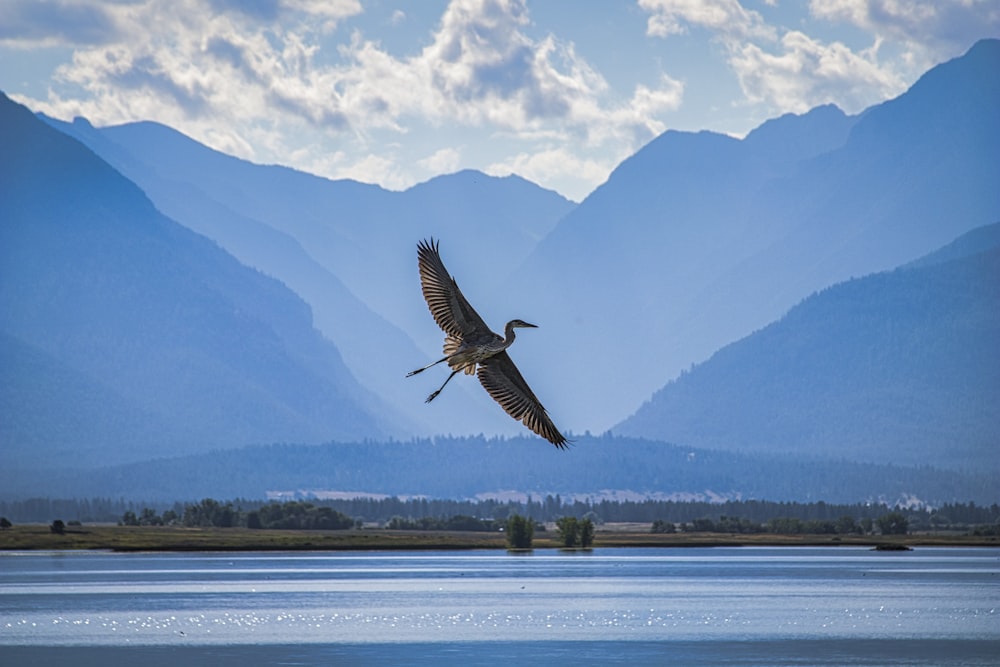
[407,238,568,449]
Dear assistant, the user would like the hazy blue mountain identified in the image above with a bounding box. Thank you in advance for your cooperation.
[42,116,576,436]
[6,435,992,506]
[501,39,1000,434]
[0,93,400,468]
[615,224,1000,472]
[65,120,573,341]
[742,103,856,160]
[21,39,999,476]
[903,221,1000,269]
[0,332,203,466]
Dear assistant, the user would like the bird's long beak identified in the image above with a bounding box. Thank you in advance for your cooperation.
[522,322,537,328]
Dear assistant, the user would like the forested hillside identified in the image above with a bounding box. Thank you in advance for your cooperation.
[5,435,991,505]
[617,231,1000,470]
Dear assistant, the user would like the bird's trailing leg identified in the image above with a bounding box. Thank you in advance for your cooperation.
[406,356,449,377]
[426,369,460,403]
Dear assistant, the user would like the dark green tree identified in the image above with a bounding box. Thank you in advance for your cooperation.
[579,518,595,548]
[183,499,237,527]
[505,513,534,549]
[50,519,65,535]
[836,515,860,535]
[651,519,675,534]
[767,517,803,534]
[0,517,11,530]
[556,516,579,547]
[877,511,909,535]
[139,508,163,526]
[688,517,716,532]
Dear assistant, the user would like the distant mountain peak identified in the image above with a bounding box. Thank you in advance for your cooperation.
[409,168,573,202]
[743,103,854,158]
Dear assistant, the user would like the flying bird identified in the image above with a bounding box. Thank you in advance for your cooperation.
[407,238,568,449]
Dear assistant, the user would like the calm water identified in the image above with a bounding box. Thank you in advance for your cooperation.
[1,546,997,665]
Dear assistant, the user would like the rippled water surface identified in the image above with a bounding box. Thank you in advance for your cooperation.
[2,546,997,665]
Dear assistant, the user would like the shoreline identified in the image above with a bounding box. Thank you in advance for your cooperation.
[1,524,996,552]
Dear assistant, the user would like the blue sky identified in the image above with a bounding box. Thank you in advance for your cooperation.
[2,0,997,201]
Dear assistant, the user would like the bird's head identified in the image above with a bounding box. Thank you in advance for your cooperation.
[509,319,537,329]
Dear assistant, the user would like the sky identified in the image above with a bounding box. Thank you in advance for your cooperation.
[2,1,998,202]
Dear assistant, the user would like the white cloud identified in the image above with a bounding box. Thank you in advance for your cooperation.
[624,74,685,131]
[11,0,988,202]
[638,0,775,39]
[810,0,1000,71]
[404,1,619,136]
[638,0,912,117]
[7,0,687,200]
[4,0,997,210]
[19,0,681,142]
[22,0,364,133]
[729,30,905,114]
[418,147,463,174]
[486,147,620,202]
[332,152,411,191]
[811,0,1000,50]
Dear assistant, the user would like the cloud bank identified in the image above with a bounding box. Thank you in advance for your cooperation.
[3,0,997,199]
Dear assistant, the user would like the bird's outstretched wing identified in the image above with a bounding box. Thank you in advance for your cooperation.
[477,352,568,449]
[417,238,490,339]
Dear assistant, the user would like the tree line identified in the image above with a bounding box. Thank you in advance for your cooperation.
[120,499,352,530]
[2,496,998,535]
[653,511,911,535]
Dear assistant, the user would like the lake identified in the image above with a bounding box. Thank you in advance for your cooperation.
[1,546,997,665]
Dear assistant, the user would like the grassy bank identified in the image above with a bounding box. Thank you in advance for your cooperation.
[1,524,996,552]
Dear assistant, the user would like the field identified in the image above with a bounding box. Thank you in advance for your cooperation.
[1,524,995,552]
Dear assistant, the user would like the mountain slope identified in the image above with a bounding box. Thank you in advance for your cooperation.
[615,224,1000,471]
[501,39,1000,434]
[75,120,574,344]
[42,116,575,436]
[0,93,397,467]
[0,332,203,466]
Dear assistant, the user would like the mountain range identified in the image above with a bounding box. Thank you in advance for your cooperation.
[616,224,1000,470]
[1,39,997,500]
[500,38,1000,433]
[39,115,576,436]
[0,93,396,467]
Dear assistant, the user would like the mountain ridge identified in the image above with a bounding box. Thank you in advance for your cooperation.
[615,223,1000,471]
[1,92,400,467]
[496,38,1000,433]
[5,40,997,487]
[42,114,576,436]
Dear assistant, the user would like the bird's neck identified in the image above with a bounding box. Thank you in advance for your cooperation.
[502,321,518,348]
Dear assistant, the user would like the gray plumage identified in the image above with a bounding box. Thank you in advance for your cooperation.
[407,238,568,449]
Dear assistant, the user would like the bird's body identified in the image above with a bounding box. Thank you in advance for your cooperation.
[407,238,568,448]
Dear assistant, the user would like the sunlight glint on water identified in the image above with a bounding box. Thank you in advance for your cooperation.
[1,547,997,665]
